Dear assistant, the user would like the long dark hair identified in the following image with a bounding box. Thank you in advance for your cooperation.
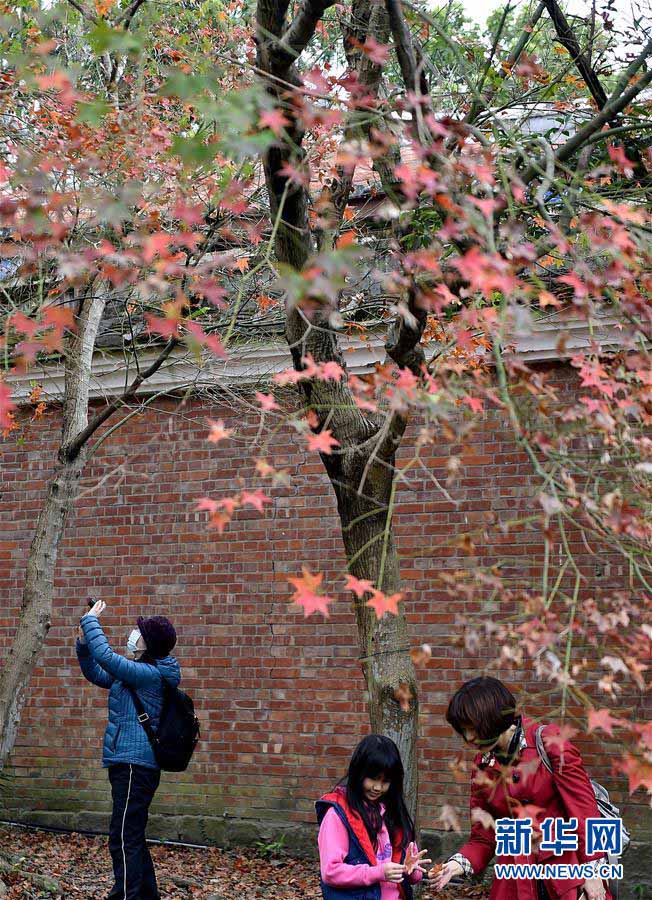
[343,734,414,852]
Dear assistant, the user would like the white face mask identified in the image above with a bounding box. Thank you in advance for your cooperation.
[126,629,141,656]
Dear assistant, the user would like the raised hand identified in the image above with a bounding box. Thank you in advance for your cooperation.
[87,599,106,618]
[404,842,432,875]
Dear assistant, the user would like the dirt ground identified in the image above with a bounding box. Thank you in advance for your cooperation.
[0,825,490,899]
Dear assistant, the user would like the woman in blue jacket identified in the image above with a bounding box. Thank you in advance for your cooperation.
[76,599,180,900]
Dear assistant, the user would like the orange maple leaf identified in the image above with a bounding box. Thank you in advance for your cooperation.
[366,588,402,619]
[206,419,233,443]
[288,567,334,618]
[336,230,356,249]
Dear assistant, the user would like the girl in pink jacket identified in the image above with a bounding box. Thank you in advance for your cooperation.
[316,735,430,900]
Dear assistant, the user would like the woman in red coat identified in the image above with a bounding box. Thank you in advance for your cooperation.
[431,677,611,900]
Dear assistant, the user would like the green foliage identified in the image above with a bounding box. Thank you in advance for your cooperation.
[254,834,286,858]
[88,20,143,54]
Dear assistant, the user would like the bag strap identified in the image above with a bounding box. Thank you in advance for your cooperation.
[127,686,158,748]
[535,724,554,774]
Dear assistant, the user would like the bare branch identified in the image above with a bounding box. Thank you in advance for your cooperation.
[541,0,608,109]
[60,337,179,462]
[65,0,98,24]
[275,0,339,70]
[465,1,546,125]
[385,0,419,95]
[115,0,148,30]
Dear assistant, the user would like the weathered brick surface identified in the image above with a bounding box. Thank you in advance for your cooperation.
[1,366,650,846]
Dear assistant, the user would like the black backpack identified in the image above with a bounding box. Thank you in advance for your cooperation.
[129,682,200,772]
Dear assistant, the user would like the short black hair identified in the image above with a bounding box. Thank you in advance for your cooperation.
[446,676,517,742]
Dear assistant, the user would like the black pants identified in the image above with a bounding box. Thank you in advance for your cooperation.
[107,763,161,900]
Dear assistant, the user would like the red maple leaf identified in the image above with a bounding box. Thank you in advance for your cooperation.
[172,202,205,226]
[196,497,218,513]
[259,109,290,136]
[0,380,15,429]
[42,304,76,334]
[462,395,483,413]
[306,429,340,454]
[587,707,621,738]
[558,272,589,298]
[240,489,271,512]
[141,231,173,264]
[319,361,344,382]
[360,36,390,64]
[11,311,41,338]
[194,278,227,308]
[345,574,374,598]
[619,752,652,795]
[144,314,181,339]
[607,144,634,177]
[288,567,334,618]
[255,392,279,411]
[185,322,226,358]
[277,162,310,187]
[366,588,402,619]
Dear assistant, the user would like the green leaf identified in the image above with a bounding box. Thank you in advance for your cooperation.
[170,133,218,166]
[75,98,111,126]
[159,70,216,101]
[88,21,142,54]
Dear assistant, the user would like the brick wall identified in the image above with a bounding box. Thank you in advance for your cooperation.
[1,363,650,845]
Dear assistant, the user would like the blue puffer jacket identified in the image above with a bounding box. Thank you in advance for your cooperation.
[76,614,181,770]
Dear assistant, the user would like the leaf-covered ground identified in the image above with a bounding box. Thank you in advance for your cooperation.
[0,825,489,898]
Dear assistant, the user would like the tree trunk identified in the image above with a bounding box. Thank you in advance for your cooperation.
[255,0,421,816]
[325,446,419,817]
[0,292,106,766]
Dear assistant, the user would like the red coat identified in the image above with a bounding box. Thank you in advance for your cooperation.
[458,716,612,900]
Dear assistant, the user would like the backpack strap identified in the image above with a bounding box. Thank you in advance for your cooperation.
[127,686,158,750]
[534,724,554,774]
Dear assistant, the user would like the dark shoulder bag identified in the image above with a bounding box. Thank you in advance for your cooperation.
[128,683,200,773]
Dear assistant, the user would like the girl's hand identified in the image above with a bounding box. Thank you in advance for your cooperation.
[404,842,432,875]
[581,877,606,900]
[382,862,406,883]
[87,599,106,618]
[77,626,86,644]
[429,859,464,891]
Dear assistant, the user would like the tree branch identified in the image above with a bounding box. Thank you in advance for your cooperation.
[65,0,98,24]
[384,285,427,377]
[385,0,419,96]
[521,60,652,186]
[60,337,179,462]
[115,0,148,30]
[541,0,608,109]
[264,0,339,73]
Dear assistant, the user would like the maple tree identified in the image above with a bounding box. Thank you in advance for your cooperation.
[1,0,652,861]
[251,0,652,818]
[0,0,260,764]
